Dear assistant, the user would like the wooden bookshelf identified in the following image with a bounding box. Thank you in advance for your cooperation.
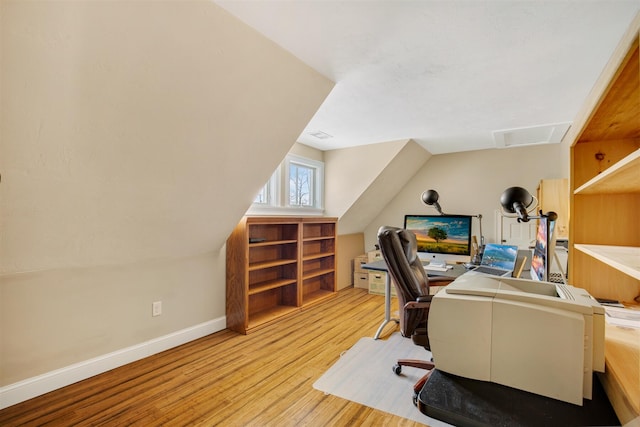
[301,218,337,308]
[226,216,337,334]
[565,12,640,424]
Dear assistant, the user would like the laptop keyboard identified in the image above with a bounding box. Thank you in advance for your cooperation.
[474,266,508,276]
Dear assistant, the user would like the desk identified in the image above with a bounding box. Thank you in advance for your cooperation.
[361,260,466,339]
[599,321,640,425]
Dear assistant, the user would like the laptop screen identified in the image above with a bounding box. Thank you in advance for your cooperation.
[480,244,518,271]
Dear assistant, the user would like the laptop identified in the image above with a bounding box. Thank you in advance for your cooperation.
[471,243,518,277]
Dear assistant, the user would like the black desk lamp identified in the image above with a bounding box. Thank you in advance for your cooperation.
[499,186,537,222]
[421,189,445,215]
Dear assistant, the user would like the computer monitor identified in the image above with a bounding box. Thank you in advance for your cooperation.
[530,215,557,282]
[404,214,473,264]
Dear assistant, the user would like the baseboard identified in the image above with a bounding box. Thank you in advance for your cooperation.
[0,316,226,410]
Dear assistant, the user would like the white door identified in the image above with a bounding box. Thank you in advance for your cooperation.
[494,210,536,249]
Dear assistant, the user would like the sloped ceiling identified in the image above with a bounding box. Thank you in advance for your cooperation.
[324,139,431,235]
[0,1,334,273]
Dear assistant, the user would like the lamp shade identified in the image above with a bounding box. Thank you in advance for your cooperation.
[421,189,444,215]
[500,186,535,222]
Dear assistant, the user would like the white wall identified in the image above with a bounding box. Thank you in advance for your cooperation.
[364,143,569,252]
[0,0,333,397]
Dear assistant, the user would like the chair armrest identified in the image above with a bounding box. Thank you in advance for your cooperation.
[428,277,454,285]
[405,300,431,310]
[416,295,432,303]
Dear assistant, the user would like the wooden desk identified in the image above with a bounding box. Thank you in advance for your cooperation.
[361,260,466,339]
[599,321,640,425]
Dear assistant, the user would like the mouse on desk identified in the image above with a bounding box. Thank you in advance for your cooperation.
[463,262,477,270]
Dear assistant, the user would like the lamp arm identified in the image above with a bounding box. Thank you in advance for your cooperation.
[469,213,484,247]
[432,202,445,215]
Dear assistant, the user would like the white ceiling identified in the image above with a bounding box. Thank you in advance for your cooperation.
[215,1,640,154]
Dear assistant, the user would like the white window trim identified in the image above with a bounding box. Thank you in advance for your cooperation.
[284,154,324,210]
[253,168,280,208]
[248,154,324,216]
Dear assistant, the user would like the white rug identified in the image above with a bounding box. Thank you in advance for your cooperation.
[313,333,452,426]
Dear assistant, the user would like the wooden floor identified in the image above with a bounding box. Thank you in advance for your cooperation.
[0,287,429,426]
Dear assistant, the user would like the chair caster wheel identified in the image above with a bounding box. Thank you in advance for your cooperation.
[393,364,402,375]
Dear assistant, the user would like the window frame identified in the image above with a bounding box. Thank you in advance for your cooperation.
[248,154,324,215]
[285,154,323,209]
[252,168,280,208]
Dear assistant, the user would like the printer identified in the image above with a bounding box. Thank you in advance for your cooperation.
[427,272,605,405]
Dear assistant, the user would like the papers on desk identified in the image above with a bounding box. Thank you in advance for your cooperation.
[424,264,453,272]
[604,306,640,329]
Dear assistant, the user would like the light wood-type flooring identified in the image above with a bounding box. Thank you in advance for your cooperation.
[0,287,429,426]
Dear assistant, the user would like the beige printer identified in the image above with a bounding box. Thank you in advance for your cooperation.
[428,272,605,406]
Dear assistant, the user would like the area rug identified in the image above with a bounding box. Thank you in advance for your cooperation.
[313,333,451,426]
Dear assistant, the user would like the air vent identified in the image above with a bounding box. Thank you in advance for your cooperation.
[493,122,571,148]
[308,130,333,139]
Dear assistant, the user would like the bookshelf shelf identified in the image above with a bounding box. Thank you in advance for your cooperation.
[574,148,640,195]
[573,245,640,281]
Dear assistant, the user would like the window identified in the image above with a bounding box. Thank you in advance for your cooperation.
[252,169,279,207]
[250,154,324,214]
[288,162,313,207]
[254,186,268,204]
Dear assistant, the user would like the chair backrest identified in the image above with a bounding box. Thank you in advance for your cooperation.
[377,226,431,336]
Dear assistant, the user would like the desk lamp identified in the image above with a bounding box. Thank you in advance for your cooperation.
[421,189,485,263]
[421,189,445,215]
[499,186,538,222]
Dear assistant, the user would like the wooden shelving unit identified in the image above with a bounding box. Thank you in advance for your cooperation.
[226,216,337,334]
[301,219,336,307]
[537,178,569,240]
[566,14,640,303]
[564,12,640,424]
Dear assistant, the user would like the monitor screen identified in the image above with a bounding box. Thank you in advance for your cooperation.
[403,214,473,264]
[530,216,557,281]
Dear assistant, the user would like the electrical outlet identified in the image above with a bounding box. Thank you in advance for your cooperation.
[152,301,162,317]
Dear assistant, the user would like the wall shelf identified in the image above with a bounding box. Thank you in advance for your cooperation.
[250,239,298,247]
[574,244,640,281]
[247,305,299,331]
[303,268,335,280]
[302,288,335,306]
[248,278,298,295]
[248,259,297,271]
[303,252,335,261]
[574,148,640,195]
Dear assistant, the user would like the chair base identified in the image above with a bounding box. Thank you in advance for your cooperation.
[393,359,436,406]
[394,359,435,372]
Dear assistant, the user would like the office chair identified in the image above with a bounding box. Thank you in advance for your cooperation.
[377,226,453,402]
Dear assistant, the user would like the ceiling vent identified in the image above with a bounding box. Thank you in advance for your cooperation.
[493,122,571,148]
[308,130,333,139]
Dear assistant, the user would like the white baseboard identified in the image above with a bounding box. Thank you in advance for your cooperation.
[0,317,226,410]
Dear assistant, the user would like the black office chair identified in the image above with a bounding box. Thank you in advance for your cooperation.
[377,226,453,402]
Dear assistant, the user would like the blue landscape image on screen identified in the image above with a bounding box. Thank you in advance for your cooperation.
[405,215,471,255]
[481,244,518,269]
